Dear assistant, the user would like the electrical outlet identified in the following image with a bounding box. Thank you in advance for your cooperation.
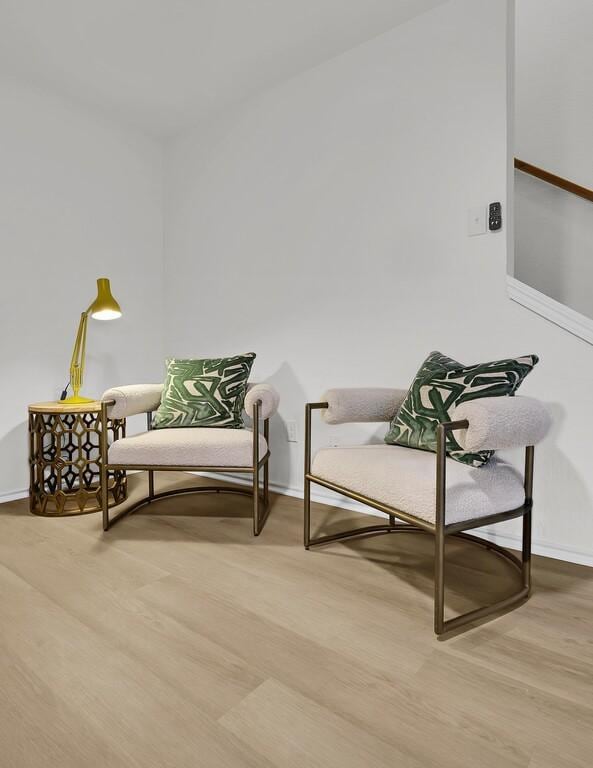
[286,420,298,442]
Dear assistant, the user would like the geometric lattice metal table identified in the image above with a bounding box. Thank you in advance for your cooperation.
[28,401,127,516]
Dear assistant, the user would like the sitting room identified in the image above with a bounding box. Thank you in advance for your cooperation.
[1,1,592,766]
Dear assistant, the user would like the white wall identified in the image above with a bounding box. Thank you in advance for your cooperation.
[164,0,593,565]
[515,0,593,189]
[514,172,593,318]
[514,0,593,316]
[0,76,164,497]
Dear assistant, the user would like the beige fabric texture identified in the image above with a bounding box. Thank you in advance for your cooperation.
[322,388,408,425]
[311,444,525,525]
[453,396,551,452]
[109,428,267,467]
[103,384,163,419]
[244,383,280,419]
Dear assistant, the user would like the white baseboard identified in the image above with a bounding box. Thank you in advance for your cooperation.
[0,488,29,503]
[199,471,593,568]
[4,474,592,568]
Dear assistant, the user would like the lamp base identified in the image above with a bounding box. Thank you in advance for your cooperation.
[59,395,96,405]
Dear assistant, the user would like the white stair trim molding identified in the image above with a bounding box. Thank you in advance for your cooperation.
[507,275,593,346]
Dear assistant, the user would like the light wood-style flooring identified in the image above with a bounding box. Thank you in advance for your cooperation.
[1,473,592,767]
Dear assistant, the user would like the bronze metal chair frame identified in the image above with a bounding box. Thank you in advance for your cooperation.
[304,402,534,636]
[100,399,271,536]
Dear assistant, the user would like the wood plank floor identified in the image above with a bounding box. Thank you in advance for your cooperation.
[1,473,592,767]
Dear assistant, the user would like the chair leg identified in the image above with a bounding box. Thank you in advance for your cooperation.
[434,423,447,634]
[434,528,445,635]
[522,508,532,592]
[148,470,155,501]
[100,402,110,531]
[263,418,270,506]
[263,460,269,506]
[253,465,260,536]
[101,469,109,531]
[304,476,311,549]
[522,445,534,593]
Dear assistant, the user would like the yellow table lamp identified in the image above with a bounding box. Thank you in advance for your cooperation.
[60,278,122,404]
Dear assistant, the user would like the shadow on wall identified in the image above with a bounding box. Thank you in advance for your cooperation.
[261,364,401,492]
[535,400,593,550]
[245,361,307,492]
[484,400,593,562]
[245,363,394,496]
[0,420,29,500]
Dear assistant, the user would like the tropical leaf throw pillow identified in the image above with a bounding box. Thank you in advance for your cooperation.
[153,353,256,429]
[384,351,539,467]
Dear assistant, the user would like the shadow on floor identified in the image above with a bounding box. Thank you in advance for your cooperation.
[5,470,592,629]
[306,504,593,625]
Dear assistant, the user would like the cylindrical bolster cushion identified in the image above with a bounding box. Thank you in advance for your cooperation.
[452,396,551,451]
[244,383,280,419]
[321,388,408,425]
[103,384,164,419]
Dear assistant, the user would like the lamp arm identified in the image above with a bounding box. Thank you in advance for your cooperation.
[69,311,89,400]
[59,278,120,404]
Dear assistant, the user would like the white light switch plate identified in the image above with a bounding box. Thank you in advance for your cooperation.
[468,206,486,236]
[286,421,298,442]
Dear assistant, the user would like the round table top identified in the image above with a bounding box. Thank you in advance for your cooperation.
[28,400,104,414]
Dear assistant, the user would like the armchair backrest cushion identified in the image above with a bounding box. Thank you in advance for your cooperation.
[152,353,255,429]
[384,351,539,467]
[322,388,407,424]
[103,384,163,420]
[244,383,280,420]
[452,396,551,451]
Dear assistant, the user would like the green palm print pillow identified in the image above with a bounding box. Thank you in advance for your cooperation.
[384,351,539,467]
[153,353,256,429]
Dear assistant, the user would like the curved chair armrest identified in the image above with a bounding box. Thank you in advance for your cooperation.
[244,383,280,419]
[321,387,407,425]
[452,396,551,452]
[102,384,164,419]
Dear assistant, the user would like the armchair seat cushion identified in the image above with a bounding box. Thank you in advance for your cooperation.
[311,444,525,525]
[109,428,267,468]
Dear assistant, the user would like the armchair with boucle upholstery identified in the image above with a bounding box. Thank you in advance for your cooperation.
[304,387,551,636]
[99,382,279,535]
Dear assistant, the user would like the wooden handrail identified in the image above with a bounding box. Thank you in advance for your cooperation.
[515,158,593,203]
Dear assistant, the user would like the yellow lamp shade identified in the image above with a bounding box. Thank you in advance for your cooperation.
[88,278,122,320]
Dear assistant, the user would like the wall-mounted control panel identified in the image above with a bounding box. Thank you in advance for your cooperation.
[467,202,503,236]
[488,201,502,231]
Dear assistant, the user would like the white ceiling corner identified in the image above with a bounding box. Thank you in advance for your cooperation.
[0,0,449,137]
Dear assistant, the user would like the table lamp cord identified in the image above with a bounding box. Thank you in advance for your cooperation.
[59,379,71,401]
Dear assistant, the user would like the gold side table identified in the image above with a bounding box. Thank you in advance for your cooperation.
[28,401,127,516]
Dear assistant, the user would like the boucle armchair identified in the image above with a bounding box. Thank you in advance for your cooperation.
[304,388,551,636]
[99,382,279,535]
